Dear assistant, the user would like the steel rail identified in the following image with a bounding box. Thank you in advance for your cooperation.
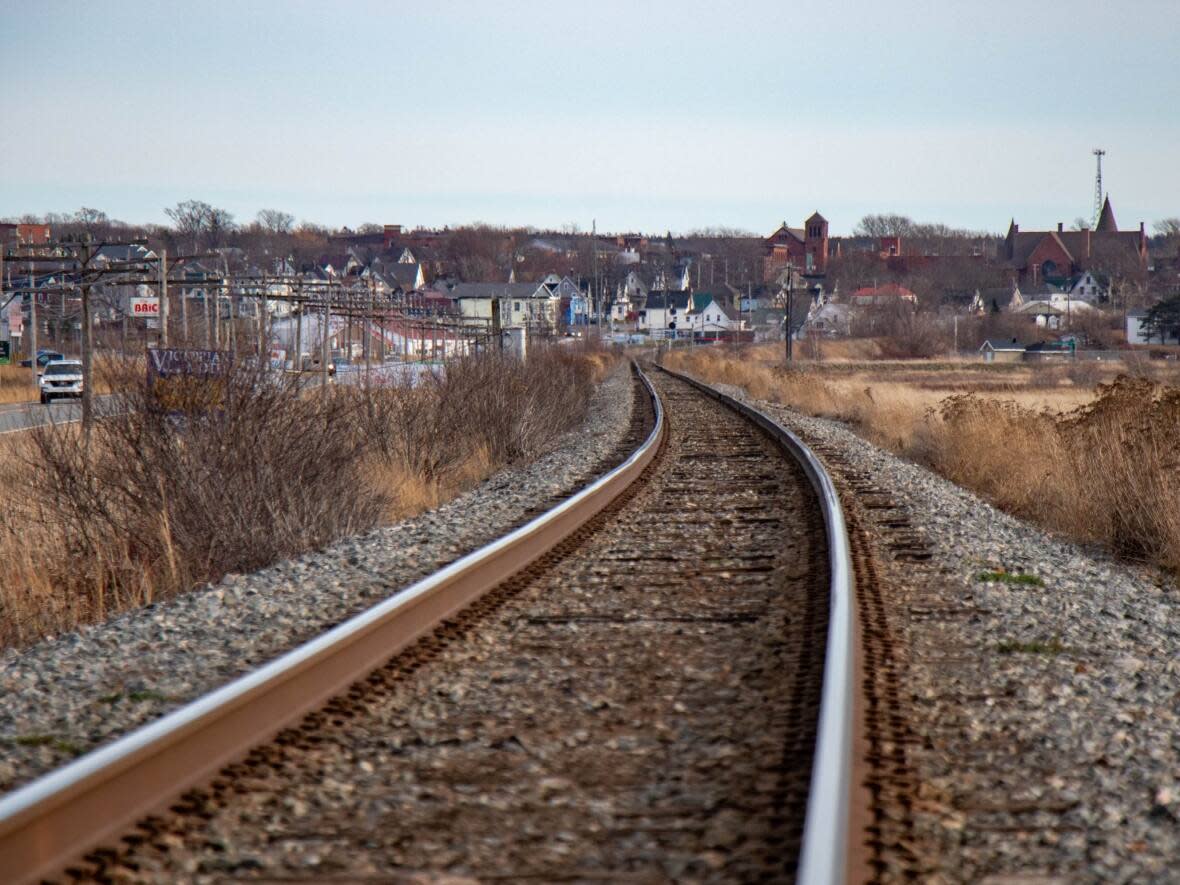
[0,364,664,885]
[657,365,856,885]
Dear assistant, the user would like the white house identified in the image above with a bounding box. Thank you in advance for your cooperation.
[610,291,632,324]
[639,291,692,336]
[802,300,850,337]
[1067,271,1107,303]
[689,293,741,334]
[445,280,561,333]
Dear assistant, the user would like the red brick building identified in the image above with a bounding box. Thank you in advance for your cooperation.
[763,211,830,280]
[1001,197,1147,286]
[0,223,51,246]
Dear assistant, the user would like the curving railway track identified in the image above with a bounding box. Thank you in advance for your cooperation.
[0,363,859,884]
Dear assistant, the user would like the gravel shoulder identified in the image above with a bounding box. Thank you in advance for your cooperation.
[0,362,637,796]
[714,382,1180,884]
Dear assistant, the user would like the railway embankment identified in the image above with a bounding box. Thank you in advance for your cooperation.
[716,380,1180,882]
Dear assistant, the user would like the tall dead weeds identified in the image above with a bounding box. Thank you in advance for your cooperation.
[0,345,611,647]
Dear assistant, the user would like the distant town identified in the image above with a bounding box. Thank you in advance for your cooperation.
[4,186,1178,367]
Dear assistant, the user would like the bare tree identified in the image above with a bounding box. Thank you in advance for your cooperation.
[1153,218,1180,238]
[256,209,294,235]
[165,200,236,252]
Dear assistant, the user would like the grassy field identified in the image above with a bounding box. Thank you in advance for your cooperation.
[663,343,1180,573]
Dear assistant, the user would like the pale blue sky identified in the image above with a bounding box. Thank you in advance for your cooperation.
[2,0,1178,235]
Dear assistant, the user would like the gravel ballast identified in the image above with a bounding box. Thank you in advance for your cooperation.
[0,363,637,797]
[716,382,1180,884]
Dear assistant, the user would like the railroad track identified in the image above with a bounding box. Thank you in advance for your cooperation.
[0,363,859,884]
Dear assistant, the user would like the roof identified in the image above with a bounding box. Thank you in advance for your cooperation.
[767,223,805,243]
[1096,196,1118,233]
[692,292,733,313]
[444,282,546,299]
[646,290,691,310]
[980,338,1026,352]
[385,263,422,287]
[850,283,917,302]
[94,243,156,263]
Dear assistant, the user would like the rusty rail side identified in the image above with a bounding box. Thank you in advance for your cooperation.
[656,364,857,885]
[0,364,664,885]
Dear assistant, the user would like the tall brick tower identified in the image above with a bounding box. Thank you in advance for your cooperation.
[804,211,829,273]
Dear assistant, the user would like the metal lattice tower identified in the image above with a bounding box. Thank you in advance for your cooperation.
[1091,148,1106,228]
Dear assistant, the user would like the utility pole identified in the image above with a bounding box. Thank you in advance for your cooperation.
[364,277,374,386]
[295,280,303,371]
[180,267,189,345]
[321,286,331,389]
[28,269,37,389]
[80,240,94,436]
[205,281,214,350]
[785,265,794,363]
[159,249,169,347]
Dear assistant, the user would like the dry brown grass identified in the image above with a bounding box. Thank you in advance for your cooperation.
[0,365,37,403]
[0,345,615,648]
[663,345,1180,572]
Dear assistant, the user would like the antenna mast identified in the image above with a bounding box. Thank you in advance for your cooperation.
[1091,148,1106,228]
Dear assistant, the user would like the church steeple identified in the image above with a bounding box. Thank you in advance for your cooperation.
[1095,196,1118,232]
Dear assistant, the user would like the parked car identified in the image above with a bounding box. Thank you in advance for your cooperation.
[39,359,83,404]
[19,349,65,372]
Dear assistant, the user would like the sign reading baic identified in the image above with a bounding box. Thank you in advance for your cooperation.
[130,297,160,317]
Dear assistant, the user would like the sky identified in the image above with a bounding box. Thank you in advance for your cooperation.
[2,0,1178,236]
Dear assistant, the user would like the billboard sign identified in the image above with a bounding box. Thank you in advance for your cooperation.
[0,341,9,364]
[7,301,22,336]
[147,347,233,413]
[130,297,160,318]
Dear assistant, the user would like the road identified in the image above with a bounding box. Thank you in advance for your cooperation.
[0,396,115,436]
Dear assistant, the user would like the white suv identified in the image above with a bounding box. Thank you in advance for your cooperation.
[39,359,83,404]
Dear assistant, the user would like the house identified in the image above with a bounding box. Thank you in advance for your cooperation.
[639,291,692,336]
[318,252,362,278]
[441,279,561,333]
[689,293,741,335]
[92,243,157,265]
[617,270,650,307]
[555,276,592,326]
[979,338,1027,363]
[763,212,830,280]
[652,261,692,292]
[802,300,850,337]
[971,286,1024,314]
[1066,270,1107,303]
[379,262,425,292]
[1000,198,1148,287]
[610,291,632,324]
